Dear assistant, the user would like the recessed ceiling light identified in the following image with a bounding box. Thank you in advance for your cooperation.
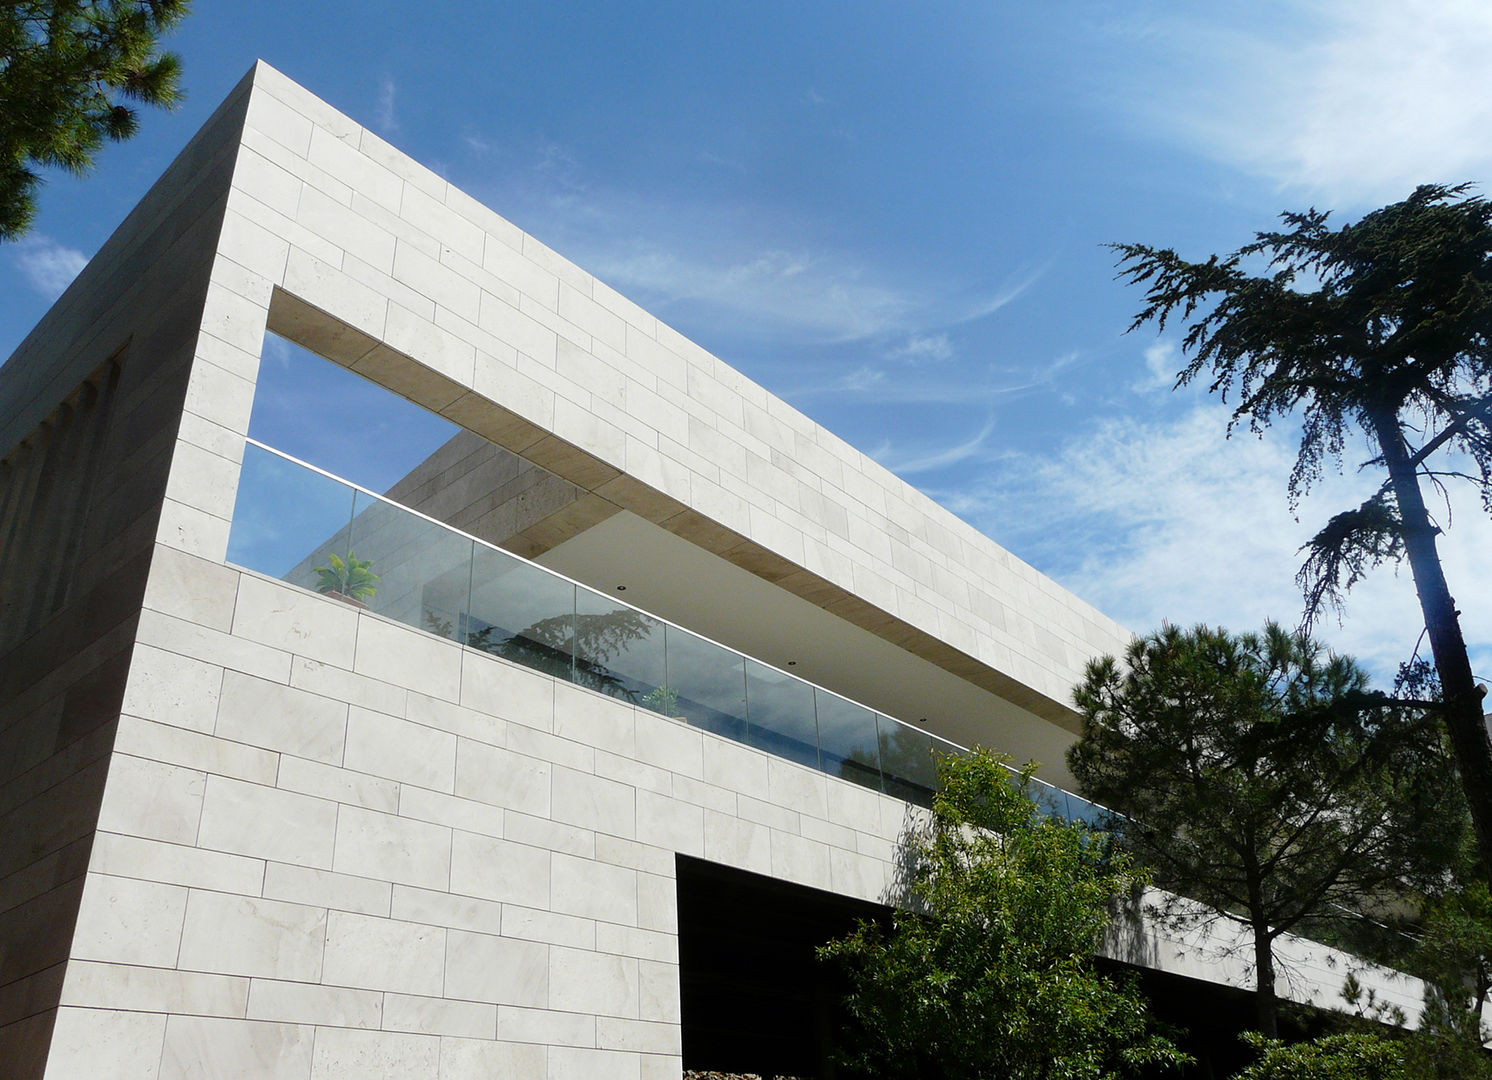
[787,660,797,666]
[616,585,626,591]
[918,717,929,724]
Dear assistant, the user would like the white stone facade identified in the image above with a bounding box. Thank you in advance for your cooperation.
[0,63,1423,1078]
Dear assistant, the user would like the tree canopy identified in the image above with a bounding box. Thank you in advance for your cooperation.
[1110,184,1492,894]
[1068,622,1464,1036]
[819,749,1188,1080]
[1,0,189,241]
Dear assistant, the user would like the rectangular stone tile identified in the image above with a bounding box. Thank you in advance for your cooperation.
[355,615,462,702]
[549,1045,642,1080]
[444,929,548,1007]
[90,831,265,896]
[46,1007,168,1080]
[390,885,504,936]
[178,891,327,982]
[120,643,222,733]
[396,786,504,837]
[596,923,678,964]
[453,738,550,816]
[116,714,279,786]
[633,712,702,777]
[553,683,637,757]
[439,1036,548,1077]
[322,910,446,997]
[216,670,349,765]
[159,1015,313,1080]
[637,873,678,935]
[550,765,635,839]
[61,960,249,1018]
[638,960,681,1025]
[550,853,637,926]
[275,755,400,813]
[233,573,359,668]
[382,992,495,1039]
[405,691,506,746]
[136,609,293,685]
[197,775,338,868]
[71,874,188,968]
[95,754,206,846]
[263,862,392,917]
[500,904,597,951]
[497,1005,595,1048]
[635,790,704,857]
[448,831,550,909]
[333,804,451,891]
[597,1017,681,1055]
[459,650,554,731]
[344,706,456,792]
[141,544,240,631]
[247,978,383,1029]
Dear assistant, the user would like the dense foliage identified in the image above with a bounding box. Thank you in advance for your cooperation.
[1069,622,1463,1035]
[1,0,189,240]
[819,749,1188,1080]
[1111,185,1492,896]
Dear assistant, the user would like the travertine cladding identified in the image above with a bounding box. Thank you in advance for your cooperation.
[56,557,914,1078]
[194,61,1131,726]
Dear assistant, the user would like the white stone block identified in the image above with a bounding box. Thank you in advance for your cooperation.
[44,1007,167,1080]
[263,862,393,918]
[391,885,504,937]
[233,573,360,668]
[321,910,446,997]
[275,755,399,813]
[158,1015,314,1080]
[448,831,550,908]
[453,738,550,816]
[550,947,638,1019]
[60,961,249,1018]
[635,790,704,857]
[382,992,495,1038]
[333,804,452,891]
[96,753,207,846]
[178,890,327,982]
[116,714,278,787]
[439,1036,548,1077]
[497,1006,595,1048]
[71,874,188,967]
[247,978,383,1029]
[443,929,549,1007]
[355,614,462,702]
[549,1045,642,1080]
[197,775,339,867]
[550,853,637,925]
[344,706,456,791]
[90,831,266,896]
[550,764,636,839]
[120,643,222,734]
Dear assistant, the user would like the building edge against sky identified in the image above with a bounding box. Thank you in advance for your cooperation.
[0,62,1424,1078]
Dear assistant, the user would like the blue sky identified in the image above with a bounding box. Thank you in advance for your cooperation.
[3,0,1490,683]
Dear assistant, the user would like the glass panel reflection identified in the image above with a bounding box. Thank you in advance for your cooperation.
[1027,775,1071,823]
[665,626,747,741]
[744,660,819,770]
[466,544,575,682]
[574,586,666,705]
[815,691,883,792]
[349,491,472,640]
[878,719,938,808]
[227,444,356,591]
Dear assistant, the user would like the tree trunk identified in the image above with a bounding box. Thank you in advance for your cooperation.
[1371,411,1492,889]
[1252,922,1278,1038]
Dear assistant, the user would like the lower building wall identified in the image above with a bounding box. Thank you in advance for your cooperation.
[45,550,912,1078]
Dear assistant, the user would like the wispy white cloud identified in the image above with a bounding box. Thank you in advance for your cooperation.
[376,76,399,133]
[889,333,954,364]
[876,416,997,476]
[13,235,88,299]
[462,143,1043,346]
[1115,0,1492,205]
[941,402,1492,682]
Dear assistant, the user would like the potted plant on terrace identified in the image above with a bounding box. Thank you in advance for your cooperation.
[314,550,380,609]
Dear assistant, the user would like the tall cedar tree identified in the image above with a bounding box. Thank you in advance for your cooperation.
[819,749,1189,1080]
[1068,623,1464,1036]
[1110,184,1492,894]
[0,0,189,240]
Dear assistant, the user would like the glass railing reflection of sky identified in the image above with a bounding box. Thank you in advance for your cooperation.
[227,438,1111,822]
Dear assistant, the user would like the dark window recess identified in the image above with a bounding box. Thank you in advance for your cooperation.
[676,855,889,1079]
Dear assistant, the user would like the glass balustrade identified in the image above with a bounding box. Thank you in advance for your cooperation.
[226,438,1115,822]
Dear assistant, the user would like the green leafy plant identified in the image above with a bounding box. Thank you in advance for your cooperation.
[313,550,379,602]
[642,684,680,716]
[819,749,1189,1079]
